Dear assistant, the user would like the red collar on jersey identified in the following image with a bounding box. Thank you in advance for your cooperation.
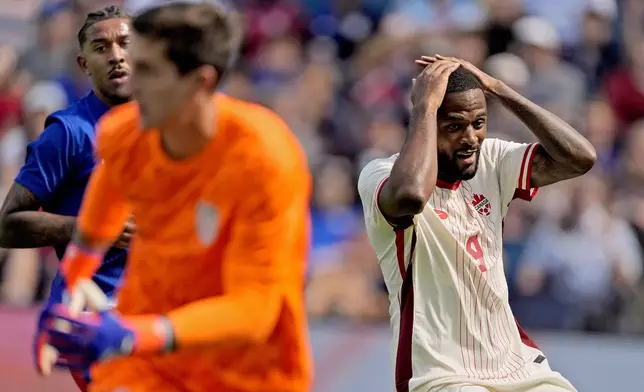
[436,179,461,190]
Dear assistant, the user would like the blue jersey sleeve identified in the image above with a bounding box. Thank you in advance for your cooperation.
[14,118,81,203]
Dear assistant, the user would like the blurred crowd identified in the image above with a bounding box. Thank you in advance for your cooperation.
[1,0,644,335]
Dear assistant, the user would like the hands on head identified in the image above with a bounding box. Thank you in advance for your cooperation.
[411,54,502,111]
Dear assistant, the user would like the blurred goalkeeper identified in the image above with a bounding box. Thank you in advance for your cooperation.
[39,2,313,392]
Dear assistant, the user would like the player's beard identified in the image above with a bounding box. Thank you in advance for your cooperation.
[437,150,481,182]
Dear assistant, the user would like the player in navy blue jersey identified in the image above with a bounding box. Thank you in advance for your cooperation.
[0,6,134,391]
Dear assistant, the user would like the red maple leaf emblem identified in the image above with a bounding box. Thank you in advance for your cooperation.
[472,194,491,216]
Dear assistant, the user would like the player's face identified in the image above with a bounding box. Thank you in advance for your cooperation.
[78,18,132,105]
[436,89,487,182]
[129,34,212,130]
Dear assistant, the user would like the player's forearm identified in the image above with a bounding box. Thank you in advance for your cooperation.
[174,293,282,347]
[167,292,282,348]
[383,106,438,216]
[119,293,282,355]
[0,211,75,248]
[490,82,596,173]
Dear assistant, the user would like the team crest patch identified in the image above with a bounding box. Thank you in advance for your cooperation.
[472,194,491,216]
[195,201,219,246]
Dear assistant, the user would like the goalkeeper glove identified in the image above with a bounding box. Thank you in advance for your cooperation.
[39,305,175,370]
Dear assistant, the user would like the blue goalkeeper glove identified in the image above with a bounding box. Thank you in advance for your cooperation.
[40,305,175,370]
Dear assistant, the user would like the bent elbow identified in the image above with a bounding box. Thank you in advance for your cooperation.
[584,148,598,171]
[576,144,598,174]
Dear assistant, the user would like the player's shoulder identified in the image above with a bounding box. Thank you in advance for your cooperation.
[360,154,398,174]
[222,94,290,139]
[95,102,141,160]
[45,92,103,129]
[480,138,508,159]
[480,137,535,167]
[220,94,307,174]
[479,137,525,167]
[40,100,93,143]
[358,154,397,184]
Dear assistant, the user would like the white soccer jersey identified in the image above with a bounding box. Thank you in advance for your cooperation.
[358,139,576,392]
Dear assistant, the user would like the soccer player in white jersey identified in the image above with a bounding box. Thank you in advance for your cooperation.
[358,55,597,392]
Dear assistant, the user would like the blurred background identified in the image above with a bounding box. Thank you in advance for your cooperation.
[1,0,644,390]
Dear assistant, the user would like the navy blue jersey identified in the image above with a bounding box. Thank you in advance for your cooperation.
[15,91,127,307]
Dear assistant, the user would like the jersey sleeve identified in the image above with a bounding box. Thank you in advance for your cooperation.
[357,157,395,229]
[483,139,539,216]
[14,119,81,203]
[167,140,311,347]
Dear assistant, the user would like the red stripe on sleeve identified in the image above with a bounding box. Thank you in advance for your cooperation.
[395,230,406,279]
[514,144,539,201]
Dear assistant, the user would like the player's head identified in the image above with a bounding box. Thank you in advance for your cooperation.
[130,2,243,129]
[77,6,133,106]
[436,67,486,182]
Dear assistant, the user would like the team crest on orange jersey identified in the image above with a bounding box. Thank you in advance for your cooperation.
[195,201,219,246]
[472,194,491,216]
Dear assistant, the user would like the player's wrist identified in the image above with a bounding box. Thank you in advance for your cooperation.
[412,102,439,117]
[127,315,176,355]
[155,315,176,353]
[487,79,511,99]
[60,242,104,290]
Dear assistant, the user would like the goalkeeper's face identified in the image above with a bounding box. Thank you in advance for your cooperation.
[129,33,216,130]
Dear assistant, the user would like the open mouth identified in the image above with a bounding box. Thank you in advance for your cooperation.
[455,150,478,164]
[108,69,130,84]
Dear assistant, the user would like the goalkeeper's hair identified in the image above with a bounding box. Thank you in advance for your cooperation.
[132,1,243,89]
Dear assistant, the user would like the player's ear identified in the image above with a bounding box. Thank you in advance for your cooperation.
[77,54,90,76]
[195,65,218,92]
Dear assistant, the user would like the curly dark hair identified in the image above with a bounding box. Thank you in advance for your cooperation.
[77,5,129,48]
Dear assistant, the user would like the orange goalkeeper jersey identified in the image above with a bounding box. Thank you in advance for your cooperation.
[78,94,312,392]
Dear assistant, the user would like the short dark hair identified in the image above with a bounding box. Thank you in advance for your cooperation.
[446,67,482,94]
[132,2,243,86]
[77,5,129,48]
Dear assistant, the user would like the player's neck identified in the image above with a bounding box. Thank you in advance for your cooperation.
[436,172,460,186]
[158,98,216,161]
[92,88,131,108]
